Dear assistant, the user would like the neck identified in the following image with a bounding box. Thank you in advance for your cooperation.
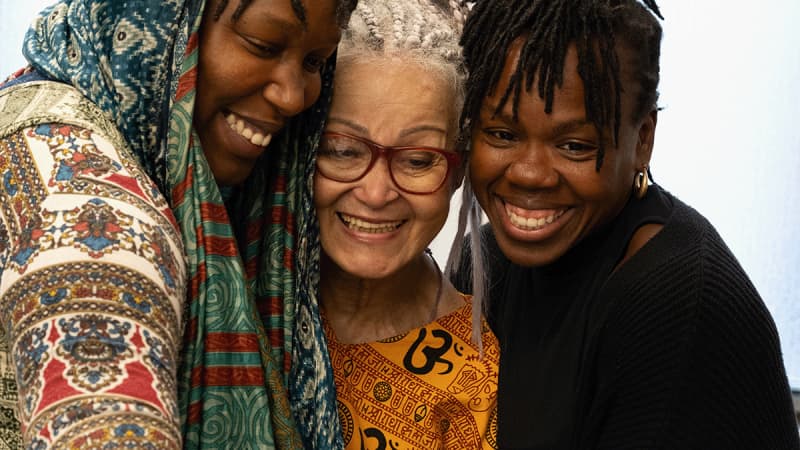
[320,252,443,344]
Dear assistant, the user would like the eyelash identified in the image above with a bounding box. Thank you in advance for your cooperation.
[245,38,281,57]
[482,128,518,147]
[244,39,326,73]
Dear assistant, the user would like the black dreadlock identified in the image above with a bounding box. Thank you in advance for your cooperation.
[460,0,663,170]
[213,0,358,28]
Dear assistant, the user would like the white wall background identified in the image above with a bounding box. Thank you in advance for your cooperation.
[2,1,798,386]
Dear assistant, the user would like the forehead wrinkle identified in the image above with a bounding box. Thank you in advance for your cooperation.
[326,117,368,135]
[398,125,447,139]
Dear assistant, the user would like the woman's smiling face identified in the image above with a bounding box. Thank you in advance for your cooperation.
[470,42,655,267]
[194,0,341,185]
[314,58,460,280]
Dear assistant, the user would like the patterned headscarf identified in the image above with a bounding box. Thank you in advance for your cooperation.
[22,0,340,448]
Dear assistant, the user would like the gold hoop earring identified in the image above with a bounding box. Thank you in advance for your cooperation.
[634,167,649,199]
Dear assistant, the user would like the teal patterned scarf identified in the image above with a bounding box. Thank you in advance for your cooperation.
[22,0,341,448]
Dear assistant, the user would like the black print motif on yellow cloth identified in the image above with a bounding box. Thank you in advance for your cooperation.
[0,85,185,449]
[325,296,500,449]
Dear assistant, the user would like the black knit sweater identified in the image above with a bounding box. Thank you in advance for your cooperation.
[454,186,799,449]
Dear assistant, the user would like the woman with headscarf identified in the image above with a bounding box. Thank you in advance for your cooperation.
[0,0,356,448]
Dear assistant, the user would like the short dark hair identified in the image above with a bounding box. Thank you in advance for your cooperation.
[213,0,358,28]
[460,0,663,169]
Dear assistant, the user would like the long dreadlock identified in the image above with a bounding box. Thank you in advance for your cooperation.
[446,0,663,325]
[213,0,359,27]
[460,0,663,170]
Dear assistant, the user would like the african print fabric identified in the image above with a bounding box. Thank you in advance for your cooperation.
[0,0,343,448]
[324,297,500,450]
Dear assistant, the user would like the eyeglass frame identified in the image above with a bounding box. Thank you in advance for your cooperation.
[315,131,462,195]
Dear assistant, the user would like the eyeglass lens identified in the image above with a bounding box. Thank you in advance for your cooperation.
[317,134,450,194]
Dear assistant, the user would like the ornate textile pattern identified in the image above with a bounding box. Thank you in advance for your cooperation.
[12,0,340,449]
[287,64,346,449]
[0,81,186,449]
[324,297,500,450]
[16,0,343,448]
[0,325,21,450]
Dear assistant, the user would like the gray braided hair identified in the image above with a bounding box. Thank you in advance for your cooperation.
[336,0,485,349]
[337,0,469,129]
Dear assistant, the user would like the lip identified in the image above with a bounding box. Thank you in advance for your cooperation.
[336,212,406,240]
[223,109,283,149]
[492,195,573,242]
[226,110,283,136]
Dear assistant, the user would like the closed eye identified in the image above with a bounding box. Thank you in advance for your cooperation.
[243,37,282,58]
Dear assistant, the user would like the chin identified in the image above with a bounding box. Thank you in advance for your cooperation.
[494,235,567,268]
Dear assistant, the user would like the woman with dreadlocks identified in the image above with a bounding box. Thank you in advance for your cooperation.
[448,0,800,448]
[0,0,356,448]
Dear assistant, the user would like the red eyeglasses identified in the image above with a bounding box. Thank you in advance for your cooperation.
[316,132,461,195]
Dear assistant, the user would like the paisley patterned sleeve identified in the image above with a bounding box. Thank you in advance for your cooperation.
[0,120,186,448]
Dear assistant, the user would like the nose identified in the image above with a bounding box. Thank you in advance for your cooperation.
[505,145,560,189]
[353,158,401,208]
[262,61,306,117]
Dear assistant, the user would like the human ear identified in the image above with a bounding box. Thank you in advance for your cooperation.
[636,109,657,167]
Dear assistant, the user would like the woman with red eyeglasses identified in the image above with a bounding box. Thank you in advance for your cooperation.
[311,1,499,448]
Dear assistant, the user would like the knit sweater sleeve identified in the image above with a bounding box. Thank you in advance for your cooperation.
[589,205,799,450]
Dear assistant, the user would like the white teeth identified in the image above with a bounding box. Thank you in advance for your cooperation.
[249,132,272,147]
[225,113,273,147]
[339,214,403,233]
[508,209,565,230]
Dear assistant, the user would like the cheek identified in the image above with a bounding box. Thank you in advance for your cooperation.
[417,193,451,236]
[468,145,500,191]
[313,174,331,209]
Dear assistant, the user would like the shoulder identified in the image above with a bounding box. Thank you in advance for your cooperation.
[601,193,780,378]
[0,80,126,148]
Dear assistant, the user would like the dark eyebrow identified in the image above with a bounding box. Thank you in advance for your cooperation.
[481,102,515,124]
[480,103,592,135]
[250,14,301,32]
[551,119,594,136]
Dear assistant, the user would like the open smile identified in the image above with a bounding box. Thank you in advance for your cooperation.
[498,199,572,240]
[224,111,274,147]
[337,213,405,234]
[506,206,567,231]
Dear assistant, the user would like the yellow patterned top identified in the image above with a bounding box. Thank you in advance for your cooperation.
[324,295,500,449]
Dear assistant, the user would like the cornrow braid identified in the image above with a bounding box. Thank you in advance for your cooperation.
[213,0,358,28]
[460,0,663,170]
[342,0,469,67]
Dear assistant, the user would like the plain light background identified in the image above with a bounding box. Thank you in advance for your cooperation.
[1,1,798,387]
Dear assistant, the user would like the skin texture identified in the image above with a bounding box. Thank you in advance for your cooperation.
[316,58,463,344]
[470,41,657,268]
[194,0,341,186]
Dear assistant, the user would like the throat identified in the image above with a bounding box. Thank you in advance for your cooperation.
[320,251,443,344]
